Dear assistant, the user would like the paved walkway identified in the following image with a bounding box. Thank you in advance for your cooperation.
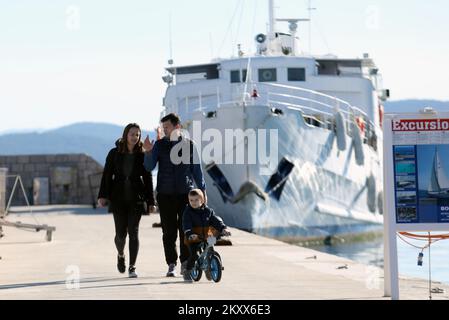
[0,205,448,300]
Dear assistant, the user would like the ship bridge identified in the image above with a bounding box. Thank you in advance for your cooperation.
[162,54,387,130]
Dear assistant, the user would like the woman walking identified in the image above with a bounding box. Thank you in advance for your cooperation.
[98,123,155,278]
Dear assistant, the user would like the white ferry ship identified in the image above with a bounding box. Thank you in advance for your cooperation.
[159,0,389,240]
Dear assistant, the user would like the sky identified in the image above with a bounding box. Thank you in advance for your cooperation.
[1,0,449,133]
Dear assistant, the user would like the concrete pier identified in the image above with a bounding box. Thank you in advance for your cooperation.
[0,205,448,300]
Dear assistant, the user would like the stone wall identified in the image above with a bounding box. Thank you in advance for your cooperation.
[0,154,104,206]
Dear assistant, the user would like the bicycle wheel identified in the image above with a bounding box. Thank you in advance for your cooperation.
[191,265,202,282]
[205,252,221,280]
[209,253,222,283]
[205,268,212,281]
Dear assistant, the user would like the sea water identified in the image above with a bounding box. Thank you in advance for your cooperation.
[308,234,449,285]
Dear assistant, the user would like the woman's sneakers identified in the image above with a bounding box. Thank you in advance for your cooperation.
[128,266,138,278]
[166,263,176,277]
[117,254,137,278]
[117,254,126,273]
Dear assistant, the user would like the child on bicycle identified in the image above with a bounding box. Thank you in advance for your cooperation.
[182,188,231,282]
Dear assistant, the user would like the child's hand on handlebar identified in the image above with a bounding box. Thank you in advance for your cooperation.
[148,205,157,214]
[97,198,108,208]
[221,228,231,237]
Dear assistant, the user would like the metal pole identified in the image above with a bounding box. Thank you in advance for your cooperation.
[169,12,173,62]
[5,176,19,214]
[428,232,432,300]
[383,117,400,300]
[217,87,220,108]
[185,96,189,119]
[308,0,312,53]
[308,0,316,53]
[18,176,31,207]
[268,0,275,34]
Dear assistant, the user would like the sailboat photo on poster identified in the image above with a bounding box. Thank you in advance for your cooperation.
[417,144,449,223]
[427,146,449,198]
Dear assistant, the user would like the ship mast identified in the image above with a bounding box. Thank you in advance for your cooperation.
[268,0,276,36]
[307,0,316,53]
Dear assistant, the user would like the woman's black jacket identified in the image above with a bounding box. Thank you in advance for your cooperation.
[98,147,155,213]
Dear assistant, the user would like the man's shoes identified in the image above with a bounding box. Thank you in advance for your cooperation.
[166,263,176,277]
[117,254,126,274]
[181,261,188,276]
[128,266,138,278]
[183,269,193,282]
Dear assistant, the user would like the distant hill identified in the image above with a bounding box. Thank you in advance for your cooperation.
[1,101,448,164]
[384,100,449,113]
[0,122,157,165]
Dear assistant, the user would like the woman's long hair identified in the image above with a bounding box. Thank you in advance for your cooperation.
[117,123,144,153]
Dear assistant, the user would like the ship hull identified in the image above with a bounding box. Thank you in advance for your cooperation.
[186,104,384,240]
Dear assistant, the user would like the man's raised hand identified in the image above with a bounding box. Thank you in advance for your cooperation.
[143,135,154,152]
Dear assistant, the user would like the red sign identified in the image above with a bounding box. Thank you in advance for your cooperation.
[392,119,449,132]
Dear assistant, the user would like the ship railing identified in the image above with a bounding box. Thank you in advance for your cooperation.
[171,82,377,149]
[261,83,377,145]
[173,83,373,125]
[175,88,247,118]
[263,83,371,125]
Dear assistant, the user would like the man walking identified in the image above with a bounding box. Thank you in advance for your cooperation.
[144,113,206,277]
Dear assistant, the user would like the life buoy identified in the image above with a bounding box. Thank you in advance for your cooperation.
[352,120,365,166]
[378,104,384,128]
[255,33,267,43]
[335,111,347,151]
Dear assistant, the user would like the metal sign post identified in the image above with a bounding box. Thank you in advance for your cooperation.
[383,110,449,300]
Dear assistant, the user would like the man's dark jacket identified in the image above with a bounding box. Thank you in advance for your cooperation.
[144,136,206,195]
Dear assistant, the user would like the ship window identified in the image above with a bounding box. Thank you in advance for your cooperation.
[230,69,248,83]
[258,68,277,82]
[288,68,306,81]
[317,60,362,76]
[206,68,219,79]
[167,64,220,81]
[231,71,240,83]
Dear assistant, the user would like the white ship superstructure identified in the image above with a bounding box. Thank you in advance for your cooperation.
[159,1,389,239]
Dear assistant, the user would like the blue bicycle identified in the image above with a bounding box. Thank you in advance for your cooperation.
[190,233,227,282]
